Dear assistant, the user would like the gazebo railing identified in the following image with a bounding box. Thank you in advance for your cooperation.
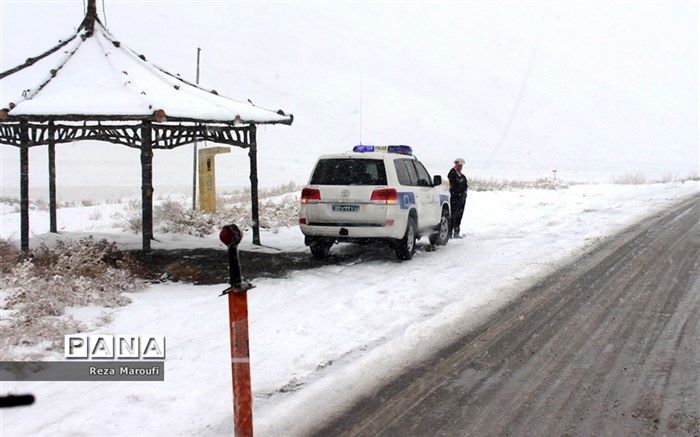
[0,120,256,149]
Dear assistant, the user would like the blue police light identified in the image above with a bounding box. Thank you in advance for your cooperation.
[353,145,376,152]
[387,145,413,155]
[352,145,412,155]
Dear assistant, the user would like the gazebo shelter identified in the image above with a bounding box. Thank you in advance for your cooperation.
[0,1,293,252]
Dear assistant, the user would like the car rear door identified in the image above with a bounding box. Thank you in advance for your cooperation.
[413,160,440,227]
[393,158,424,226]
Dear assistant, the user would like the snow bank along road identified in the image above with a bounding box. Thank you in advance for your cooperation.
[320,194,700,436]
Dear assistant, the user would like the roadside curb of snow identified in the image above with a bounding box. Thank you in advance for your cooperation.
[253,267,556,436]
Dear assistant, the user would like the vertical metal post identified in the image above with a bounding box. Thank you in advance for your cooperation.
[219,224,253,437]
[84,0,97,33]
[192,47,201,210]
[86,0,97,18]
[48,121,57,233]
[248,125,260,245]
[19,121,29,252]
[141,121,153,252]
[192,141,198,210]
[228,288,253,437]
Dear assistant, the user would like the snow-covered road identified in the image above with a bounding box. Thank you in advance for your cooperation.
[1,182,698,436]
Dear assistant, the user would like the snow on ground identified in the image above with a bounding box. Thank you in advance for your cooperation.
[0,193,306,253]
[1,182,698,436]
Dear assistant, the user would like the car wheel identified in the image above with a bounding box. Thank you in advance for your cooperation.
[429,208,450,246]
[395,217,417,260]
[310,241,332,259]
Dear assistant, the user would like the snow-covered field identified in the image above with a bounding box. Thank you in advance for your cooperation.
[1,181,698,436]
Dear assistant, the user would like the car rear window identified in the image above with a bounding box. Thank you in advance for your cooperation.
[310,159,387,185]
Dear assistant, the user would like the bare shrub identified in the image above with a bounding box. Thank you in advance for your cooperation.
[220,181,301,204]
[261,181,301,199]
[112,199,142,233]
[95,311,114,327]
[0,197,64,212]
[88,209,102,221]
[444,177,569,192]
[0,239,23,273]
[35,198,49,211]
[112,183,301,237]
[1,237,146,357]
[256,196,300,229]
[218,203,251,230]
[154,195,299,237]
[154,199,218,237]
[218,194,300,231]
[613,172,647,185]
[2,315,86,351]
[648,172,696,184]
[0,196,20,206]
[655,172,676,183]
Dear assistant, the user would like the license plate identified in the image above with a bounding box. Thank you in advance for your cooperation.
[332,204,359,212]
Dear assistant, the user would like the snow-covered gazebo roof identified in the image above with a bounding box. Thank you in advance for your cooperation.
[0,1,293,251]
[1,18,292,124]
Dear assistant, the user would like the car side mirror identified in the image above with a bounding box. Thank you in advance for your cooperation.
[433,175,442,186]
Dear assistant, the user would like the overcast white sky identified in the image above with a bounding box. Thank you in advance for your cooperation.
[1,0,697,193]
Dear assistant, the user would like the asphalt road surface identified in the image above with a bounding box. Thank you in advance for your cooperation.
[318,194,700,436]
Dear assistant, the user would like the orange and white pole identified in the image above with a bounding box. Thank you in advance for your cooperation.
[220,224,254,437]
[228,289,252,436]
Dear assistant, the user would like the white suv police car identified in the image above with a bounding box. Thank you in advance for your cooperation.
[299,145,451,260]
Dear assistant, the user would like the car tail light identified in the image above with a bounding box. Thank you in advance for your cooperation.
[299,218,307,225]
[301,188,321,204]
[371,188,398,205]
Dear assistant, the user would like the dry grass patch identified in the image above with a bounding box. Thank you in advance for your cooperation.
[0,239,23,273]
[441,177,569,192]
[1,237,146,359]
[113,183,301,237]
[613,172,647,185]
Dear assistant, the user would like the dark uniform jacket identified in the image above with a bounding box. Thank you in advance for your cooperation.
[448,168,468,198]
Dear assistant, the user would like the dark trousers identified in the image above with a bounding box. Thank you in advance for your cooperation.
[450,195,466,233]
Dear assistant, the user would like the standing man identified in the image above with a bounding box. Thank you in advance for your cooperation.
[448,158,468,238]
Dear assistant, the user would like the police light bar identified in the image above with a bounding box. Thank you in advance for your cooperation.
[352,145,413,155]
[353,145,376,152]
[387,145,413,155]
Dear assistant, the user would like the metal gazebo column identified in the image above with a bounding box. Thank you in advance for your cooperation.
[19,120,29,251]
[141,121,154,251]
[248,124,260,246]
[48,120,57,233]
[84,0,97,33]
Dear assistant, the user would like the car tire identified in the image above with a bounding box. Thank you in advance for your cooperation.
[429,208,451,246]
[310,241,332,259]
[395,216,417,260]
